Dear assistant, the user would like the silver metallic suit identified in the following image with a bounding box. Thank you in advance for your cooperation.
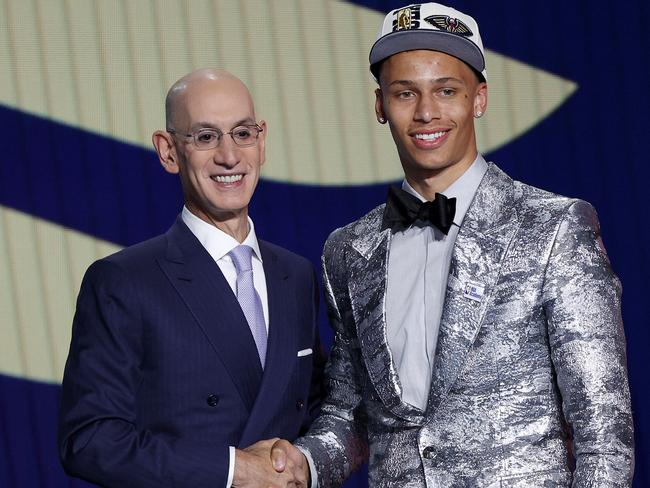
[296,163,634,487]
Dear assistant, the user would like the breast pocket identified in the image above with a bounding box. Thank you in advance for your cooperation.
[291,349,314,398]
[284,350,315,434]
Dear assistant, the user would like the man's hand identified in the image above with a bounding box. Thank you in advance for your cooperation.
[233,438,302,488]
[270,439,310,487]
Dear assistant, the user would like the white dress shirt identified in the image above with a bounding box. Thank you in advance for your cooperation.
[181,207,269,330]
[181,206,269,487]
[386,155,488,410]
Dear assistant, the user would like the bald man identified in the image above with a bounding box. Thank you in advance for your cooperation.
[58,69,324,488]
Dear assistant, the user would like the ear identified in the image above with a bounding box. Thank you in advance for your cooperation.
[375,88,386,123]
[257,120,267,167]
[152,130,180,174]
[473,82,488,117]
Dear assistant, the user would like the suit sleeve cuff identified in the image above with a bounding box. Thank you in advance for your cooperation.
[226,446,235,488]
[296,445,318,488]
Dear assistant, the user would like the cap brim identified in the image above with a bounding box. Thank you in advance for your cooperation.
[369,30,485,74]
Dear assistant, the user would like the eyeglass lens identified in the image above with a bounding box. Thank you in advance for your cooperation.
[193,126,260,149]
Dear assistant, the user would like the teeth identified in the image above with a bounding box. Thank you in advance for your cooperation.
[415,131,445,141]
[212,174,243,183]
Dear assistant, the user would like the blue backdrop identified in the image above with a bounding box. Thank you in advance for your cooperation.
[0,0,648,486]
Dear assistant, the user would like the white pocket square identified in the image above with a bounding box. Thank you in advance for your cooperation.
[297,348,313,357]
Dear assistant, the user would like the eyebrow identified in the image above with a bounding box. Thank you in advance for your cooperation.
[189,117,256,131]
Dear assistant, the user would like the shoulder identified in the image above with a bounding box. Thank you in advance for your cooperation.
[83,233,168,286]
[516,181,597,228]
[491,165,598,228]
[260,240,312,268]
[105,233,167,268]
[323,204,385,256]
[484,163,578,216]
[258,240,306,262]
[484,163,601,246]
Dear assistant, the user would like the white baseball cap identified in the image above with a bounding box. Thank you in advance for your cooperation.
[369,3,486,81]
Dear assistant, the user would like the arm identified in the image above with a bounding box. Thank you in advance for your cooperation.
[293,237,369,488]
[59,260,291,488]
[58,260,231,487]
[543,201,634,487]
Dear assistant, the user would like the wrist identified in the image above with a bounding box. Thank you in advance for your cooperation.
[232,448,249,486]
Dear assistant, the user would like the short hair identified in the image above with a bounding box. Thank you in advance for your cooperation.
[371,56,486,85]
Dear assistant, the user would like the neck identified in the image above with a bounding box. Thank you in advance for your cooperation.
[406,153,476,200]
[186,204,250,243]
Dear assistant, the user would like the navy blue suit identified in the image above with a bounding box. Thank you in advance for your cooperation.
[58,217,324,487]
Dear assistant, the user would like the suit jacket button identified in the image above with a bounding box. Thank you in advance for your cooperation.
[422,446,436,460]
[206,394,219,407]
[296,399,304,410]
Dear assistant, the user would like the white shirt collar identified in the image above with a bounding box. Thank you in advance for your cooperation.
[401,154,488,226]
[181,206,263,263]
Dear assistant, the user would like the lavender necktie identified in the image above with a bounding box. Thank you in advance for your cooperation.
[229,245,267,367]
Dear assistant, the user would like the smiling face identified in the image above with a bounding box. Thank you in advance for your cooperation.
[153,70,266,232]
[375,50,487,196]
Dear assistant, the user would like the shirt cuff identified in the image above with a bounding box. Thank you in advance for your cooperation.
[226,446,235,488]
[296,445,318,488]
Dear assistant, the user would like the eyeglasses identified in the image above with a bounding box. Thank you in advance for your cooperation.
[168,124,263,150]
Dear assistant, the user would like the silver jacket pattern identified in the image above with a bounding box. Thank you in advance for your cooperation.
[296,163,634,487]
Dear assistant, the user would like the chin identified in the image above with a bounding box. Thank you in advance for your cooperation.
[407,158,453,173]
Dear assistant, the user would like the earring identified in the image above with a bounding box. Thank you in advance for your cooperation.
[474,111,483,118]
[378,116,386,124]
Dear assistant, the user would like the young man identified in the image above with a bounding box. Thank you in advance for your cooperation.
[274,3,634,487]
[59,69,324,488]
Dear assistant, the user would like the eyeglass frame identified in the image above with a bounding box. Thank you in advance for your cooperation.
[167,123,264,150]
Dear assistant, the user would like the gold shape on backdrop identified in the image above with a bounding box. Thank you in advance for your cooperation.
[0,0,576,186]
[0,205,120,383]
[0,0,577,384]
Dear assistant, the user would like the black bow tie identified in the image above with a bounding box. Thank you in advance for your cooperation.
[381,186,457,234]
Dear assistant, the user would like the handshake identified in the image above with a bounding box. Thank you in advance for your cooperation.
[233,438,310,488]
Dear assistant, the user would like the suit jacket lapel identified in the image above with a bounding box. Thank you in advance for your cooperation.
[157,217,263,412]
[427,164,521,413]
[239,241,297,447]
[348,208,423,422]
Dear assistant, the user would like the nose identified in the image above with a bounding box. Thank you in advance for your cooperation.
[212,135,240,168]
[414,94,440,123]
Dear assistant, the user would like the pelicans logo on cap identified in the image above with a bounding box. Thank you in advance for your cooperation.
[424,15,473,37]
[392,5,421,31]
